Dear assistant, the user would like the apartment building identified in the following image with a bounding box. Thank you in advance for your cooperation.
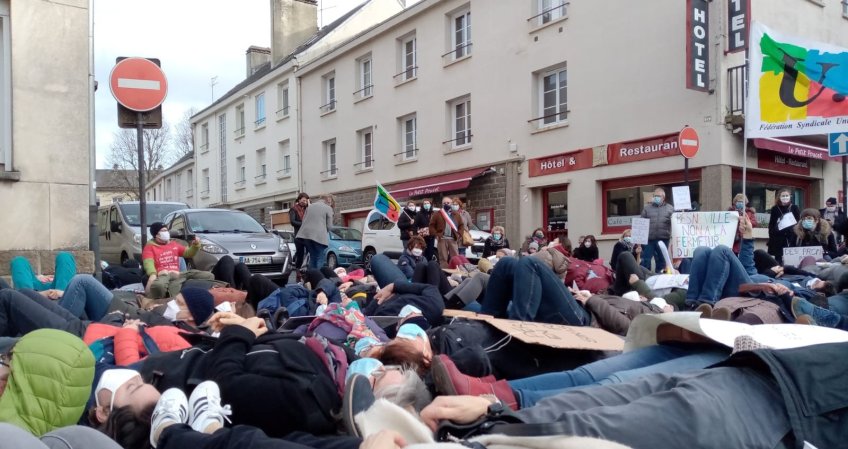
[295,0,848,254]
[191,0,413,228]
[146,152,196,207]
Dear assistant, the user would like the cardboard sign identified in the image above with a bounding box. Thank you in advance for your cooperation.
[671,185,692,211]
[442,310,624,351]
[670,212,739,258]
[630,217,650,245]
[782,246,824,267]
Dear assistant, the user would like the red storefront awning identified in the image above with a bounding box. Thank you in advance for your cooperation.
[388,167,490,198]
[753,137,834,161]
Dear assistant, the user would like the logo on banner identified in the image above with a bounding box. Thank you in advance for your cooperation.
[747,22,848,138]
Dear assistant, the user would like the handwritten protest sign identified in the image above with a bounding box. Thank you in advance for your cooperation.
[630,217,650,245]
[669,212,739,258]
[671,185,692,211]
[441,310,624,351]
[782,246,824,267]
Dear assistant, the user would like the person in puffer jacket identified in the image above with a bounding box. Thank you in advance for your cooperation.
[0,329,94,436]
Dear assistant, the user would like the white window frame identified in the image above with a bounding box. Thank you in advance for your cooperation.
[323,139,337,179]
[400,115,417,161]
[236,156,246,185]
[403,36,417,80]
[234,105,245,138]
[202,168,210,196]
[843,0,848,16]
[537,0,567,25]
[254,93,266,129]
[357,56,373,99]
[538,66,568,127]
[451,9,472,60]
[186,169,194,197]
[276,81,290,119]
[199,123,209,153]
[278,139,292,178]
[321,72,336,114]
[0,11,11,170]
[255,148,267,184]
[449,97,472,149]
[357,128,374,171]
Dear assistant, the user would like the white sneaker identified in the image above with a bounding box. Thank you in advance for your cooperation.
[150,388,188,448]
[188,381,232,433]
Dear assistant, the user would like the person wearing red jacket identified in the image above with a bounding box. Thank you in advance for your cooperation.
[83,321,191,366]
[142,222,213,299]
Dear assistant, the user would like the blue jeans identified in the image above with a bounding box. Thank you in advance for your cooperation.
[640,239,668,272]
[510,345,728,408]
[369,254,408,288]
[686,245,752,305]
[481,257,590,325]
[303,240,328,269]
[58,275,113,321]
[10,252,76,291]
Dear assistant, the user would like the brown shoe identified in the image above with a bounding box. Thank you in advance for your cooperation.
[431,355,517,409]
[695,303,713,318]
[712,307,732,321]
[794,314,817,325]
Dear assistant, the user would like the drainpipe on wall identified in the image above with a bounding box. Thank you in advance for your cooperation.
[88,0,101,280]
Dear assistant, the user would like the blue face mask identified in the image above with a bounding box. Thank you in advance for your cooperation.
[396,323,427,340]
[802,219,815,230]
[346,358,383,381]
[452,205,460,211]
[492,233,502,241]
[736,201,744,210]
[354,337,382,356]
[623,236,632,244]
[423,204,431,211]
[399,305,422,318]
[653,196,662,205]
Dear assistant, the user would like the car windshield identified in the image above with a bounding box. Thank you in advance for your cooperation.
[119,203,186,226]
[187,211,265,233]
[330,228,362,241]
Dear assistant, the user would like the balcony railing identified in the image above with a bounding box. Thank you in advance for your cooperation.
[442,42,473,64]
[393,66,418,84]
[233,127,245,138]
[354,159,374,171]
[442,133,473,150]
[320,168,338,179]
[394,148,419,162]
[254,117,266,129]
[254,173,267,184]
[528,110,569,128]
[727,64,747,117]
[319,100,337,114]
[277,167,292,178]
[353,85,374,101]
[276,106,290,120]
[527,2,569,25]
[199,143,209,153]
[185,188,194,197]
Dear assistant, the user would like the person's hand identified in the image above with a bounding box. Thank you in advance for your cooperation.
[241,317,268,337]
[36,274,53,284]
[316,291,329,306]
[662,305,675,313]
[359,430,407,449]
[207,311,247,333]
[771,283,794,297]
[419,395,490,432]
[739,215,753,239]
[770,266,784,278]
[158,270,171,277]
[122,319,143,330]
[339,281,354,292]
[634,245,642,254]
[375,283,395,304]
[192,237,202,247]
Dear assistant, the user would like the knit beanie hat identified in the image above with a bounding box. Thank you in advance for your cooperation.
[528,241,540,251]
[149,222,166,238]
[800,208,821,220]
[181,287,214,324]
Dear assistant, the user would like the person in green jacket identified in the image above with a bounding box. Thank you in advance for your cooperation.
[0,328,94,436]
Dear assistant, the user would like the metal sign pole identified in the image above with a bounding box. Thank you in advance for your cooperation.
[137,111,147,247]
[684,158,689,185]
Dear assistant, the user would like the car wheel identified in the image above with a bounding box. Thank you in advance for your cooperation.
[327,253,337,269]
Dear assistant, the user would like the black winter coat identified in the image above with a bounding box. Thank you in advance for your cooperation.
[363,282,444,333]
[767,204,801,260]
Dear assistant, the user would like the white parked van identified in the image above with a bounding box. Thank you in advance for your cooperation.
[360,209,490,263]
[97,201,188,264]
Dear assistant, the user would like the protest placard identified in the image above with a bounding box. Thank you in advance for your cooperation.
[782,246,824,267]
[669,211,739,258]
[671,185,692,211]
[630,217,650,245]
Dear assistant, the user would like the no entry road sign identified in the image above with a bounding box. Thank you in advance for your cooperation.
[109,57,168,112]
[678,126,700,159]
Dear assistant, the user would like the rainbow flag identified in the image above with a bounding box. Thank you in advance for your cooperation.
[746,22,848,138]
[373,182,402,223]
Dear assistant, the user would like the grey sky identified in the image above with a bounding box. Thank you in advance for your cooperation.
[94,0,362,169]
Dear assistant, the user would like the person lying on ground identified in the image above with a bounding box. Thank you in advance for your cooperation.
[9,252,76,292]
[419,340,848,449]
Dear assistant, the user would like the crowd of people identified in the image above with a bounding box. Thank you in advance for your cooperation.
[1,188,848,449]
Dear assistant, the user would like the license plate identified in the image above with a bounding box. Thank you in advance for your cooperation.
[239,256,272,265]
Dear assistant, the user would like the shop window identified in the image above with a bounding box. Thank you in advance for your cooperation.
[602,172,701,234]
[731,170,811,228]
[543,187,568,242]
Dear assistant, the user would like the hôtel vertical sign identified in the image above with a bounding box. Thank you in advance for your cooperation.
[727,0,750,53]
[686,0,709,91]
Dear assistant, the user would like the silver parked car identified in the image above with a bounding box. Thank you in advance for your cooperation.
[162,209,291,282]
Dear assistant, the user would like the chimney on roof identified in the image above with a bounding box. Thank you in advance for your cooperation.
[270,0,318,65]
[246,46,272,77]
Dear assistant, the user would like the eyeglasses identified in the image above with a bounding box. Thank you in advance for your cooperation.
[0,352,11,368]
[370,365,403,389]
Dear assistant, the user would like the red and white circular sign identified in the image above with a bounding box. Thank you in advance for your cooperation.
[109,57,168,112]
[678,126,700,159]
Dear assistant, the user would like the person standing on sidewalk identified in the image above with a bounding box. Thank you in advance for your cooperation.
[429,197,466,268]
[297,194,335,270]
[289,193,310,273]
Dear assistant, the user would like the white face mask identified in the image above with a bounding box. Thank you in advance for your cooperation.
[95,369,140,409]
[411,248,423,257]
[158,230,170,242]
[215,301,233,313]
[584,241,592,248]
[780,195,791,204]
[162,299,180,321]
